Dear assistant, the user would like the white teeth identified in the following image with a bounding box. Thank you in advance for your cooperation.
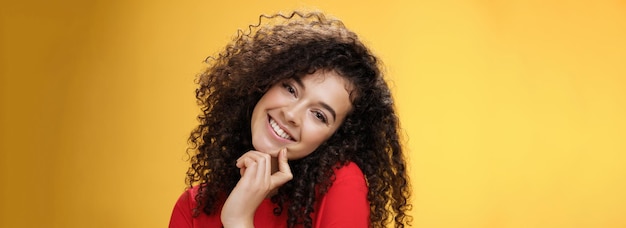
[270,119,292,140]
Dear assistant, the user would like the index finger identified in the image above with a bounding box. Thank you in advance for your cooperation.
[270,148,293,188]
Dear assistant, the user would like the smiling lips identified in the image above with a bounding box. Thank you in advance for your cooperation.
[269,118,294,141]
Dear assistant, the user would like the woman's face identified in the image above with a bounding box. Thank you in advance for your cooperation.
[250,70,353,160]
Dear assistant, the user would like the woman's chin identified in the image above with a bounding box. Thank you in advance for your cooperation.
[252,143,280,157]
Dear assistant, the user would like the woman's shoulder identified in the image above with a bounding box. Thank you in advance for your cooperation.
[313,162,370,226]
[333,161,365,179]
[169,185,223,227]
[178,185,201,204]
[170,185,202,217]
[330,162,367,190]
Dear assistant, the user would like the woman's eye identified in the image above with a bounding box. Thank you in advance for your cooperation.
[313,111,328,123]
[282,83,296,95]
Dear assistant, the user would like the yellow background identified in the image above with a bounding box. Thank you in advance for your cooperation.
[1,0,625,227]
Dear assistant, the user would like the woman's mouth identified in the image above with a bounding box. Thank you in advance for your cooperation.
[269,118,293,141]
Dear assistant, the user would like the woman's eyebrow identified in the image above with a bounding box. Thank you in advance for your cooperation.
[293,77,304,89]
[319,102,337,121]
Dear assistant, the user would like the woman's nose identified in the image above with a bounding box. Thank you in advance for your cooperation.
[282,103,303,126]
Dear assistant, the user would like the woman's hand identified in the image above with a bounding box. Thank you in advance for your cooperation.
[220,148,293,228]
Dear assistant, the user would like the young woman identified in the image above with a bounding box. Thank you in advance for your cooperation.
[169,11,411,228]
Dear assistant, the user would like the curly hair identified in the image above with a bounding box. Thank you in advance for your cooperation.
[185,11,412,228]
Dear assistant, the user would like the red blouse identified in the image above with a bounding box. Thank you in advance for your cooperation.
[169,162,370,228]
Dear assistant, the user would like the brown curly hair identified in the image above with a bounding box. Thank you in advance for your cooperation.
[185,11,411,228]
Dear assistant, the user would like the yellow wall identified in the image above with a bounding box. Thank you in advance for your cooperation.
[1,0,625,227]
